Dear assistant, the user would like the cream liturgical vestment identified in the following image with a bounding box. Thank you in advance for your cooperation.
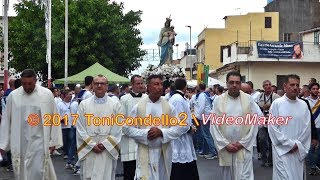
[268,95,311,180]
[210,91,261,180]
[123,96,189,180]
[0,85,63,180]
[76,95,123,180]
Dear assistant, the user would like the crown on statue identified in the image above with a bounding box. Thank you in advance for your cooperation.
[166,15,172,22]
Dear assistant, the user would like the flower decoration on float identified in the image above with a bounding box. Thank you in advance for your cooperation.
[141,64,186,81]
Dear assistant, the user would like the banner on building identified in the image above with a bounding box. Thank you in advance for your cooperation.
[256,41,303,59]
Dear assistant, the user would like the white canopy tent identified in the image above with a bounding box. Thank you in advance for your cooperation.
[187,78,225,88]
[187,80,197,88]
[208,77,225,87]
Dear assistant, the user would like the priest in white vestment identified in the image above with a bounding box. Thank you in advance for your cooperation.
[120,75,148,180]
[76,74,123,180]
[0,69,63,180]
[169,78,199,180]
[210,71,261,180]
[268,74,311,180]
[123,74,189,180]
[81,76,94,101]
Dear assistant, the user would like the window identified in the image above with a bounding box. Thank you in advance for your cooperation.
[315,31,320,45]
[241,76,246,83]
[198,49,202,62]
[277,75,286,90]
[283,33,291,42]
[220,46,226,62]
[220,45,231,62]
[265,17,272,28]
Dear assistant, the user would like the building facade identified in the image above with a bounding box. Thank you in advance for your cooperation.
[265,0,320,42]
[299,26,320,45]
[195,12,279,72]
[179,55,196,80]
[212,28,320,89]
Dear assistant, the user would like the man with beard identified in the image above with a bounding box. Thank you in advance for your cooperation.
[0,69,62,180]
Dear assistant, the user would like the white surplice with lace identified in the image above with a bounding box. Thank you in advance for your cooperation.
[169,93,196,163]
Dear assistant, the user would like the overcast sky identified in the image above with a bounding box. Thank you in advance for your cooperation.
[1,0,268,74]
[117,0,268,74]
[115,0,268,49]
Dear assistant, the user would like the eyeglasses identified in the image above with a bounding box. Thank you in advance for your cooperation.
[227,81,241,85]
[93,82,108,86]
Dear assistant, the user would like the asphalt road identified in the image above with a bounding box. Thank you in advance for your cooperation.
[1,149,319,180]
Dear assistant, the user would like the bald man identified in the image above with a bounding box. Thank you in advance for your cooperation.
[241,83,251,94]
[241,82,262,165]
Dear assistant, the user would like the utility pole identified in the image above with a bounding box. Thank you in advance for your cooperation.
[237,30,239,42]
[64,0,68,87]
[186,25,192,79]
[175,44,179,59]
[45,0,52,88]
[249,19,252,46]
[3,0,9,91]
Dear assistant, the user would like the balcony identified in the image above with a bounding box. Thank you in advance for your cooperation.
[222,41,320,65]
[237,42,250,54]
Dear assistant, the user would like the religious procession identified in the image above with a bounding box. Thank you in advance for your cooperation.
[1,69,320,180]
[1,0,320,180]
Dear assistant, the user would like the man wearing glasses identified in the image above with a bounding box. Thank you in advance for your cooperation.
[76,74,123,180]
[210,71,261,180]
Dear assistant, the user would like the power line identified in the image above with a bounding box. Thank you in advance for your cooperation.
[141,48,181,62]
[142,49,160,62]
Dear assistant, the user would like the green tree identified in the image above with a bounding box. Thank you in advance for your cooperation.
[9,0,145,82]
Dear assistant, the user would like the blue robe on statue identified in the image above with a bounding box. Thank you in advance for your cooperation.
[157,27,173,66]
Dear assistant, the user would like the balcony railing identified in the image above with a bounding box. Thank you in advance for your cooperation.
[237,47,250,54]
[237,42,250,47]
[237,42,250,54]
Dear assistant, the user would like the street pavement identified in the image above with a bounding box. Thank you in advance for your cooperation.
[1,149,319,180]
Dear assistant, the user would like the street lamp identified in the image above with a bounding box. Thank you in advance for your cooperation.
[175,44,179,59]
[186,25,192,79]
[185,25,191,54]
